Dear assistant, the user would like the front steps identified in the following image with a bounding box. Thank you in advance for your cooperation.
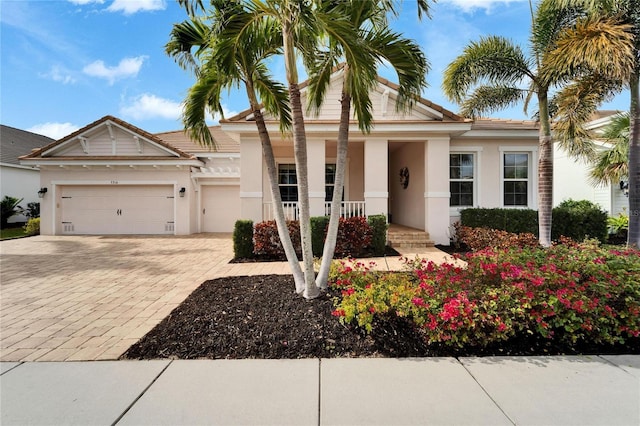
[387,224,435,249]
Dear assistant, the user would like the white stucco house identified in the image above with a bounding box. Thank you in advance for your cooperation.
[21,72,544,244]
[553,110,629,216]
[1,125,54,223]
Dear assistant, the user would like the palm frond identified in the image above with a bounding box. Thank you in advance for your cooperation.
[165,19,211,74]
[459,86,527,119]
[443,36,534,104]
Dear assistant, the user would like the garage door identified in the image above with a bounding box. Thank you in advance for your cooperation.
[60,185,174,234]
[201,185,240,232]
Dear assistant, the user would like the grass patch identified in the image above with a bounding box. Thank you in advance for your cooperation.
[1,227,28,240]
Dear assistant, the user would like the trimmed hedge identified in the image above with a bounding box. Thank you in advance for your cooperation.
[311,216,330,257]
[254,220,301,258]
[460,200,608,243]
[551,200,608,243]
[460,208,538,235]
[367,214,388,256]
[233,220,254,259]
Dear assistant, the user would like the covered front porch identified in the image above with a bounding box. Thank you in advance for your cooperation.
[238,136,453,245]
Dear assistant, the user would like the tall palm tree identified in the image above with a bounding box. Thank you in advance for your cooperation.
[589,113,630,187]
[539,0,639,246]
[442,13,558,246]
[168,1,307,292]
[308,0,429,289]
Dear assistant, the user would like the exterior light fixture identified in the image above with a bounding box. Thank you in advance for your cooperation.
[620,181,629,197]
[179,187,186,198]
[37,187,48,198]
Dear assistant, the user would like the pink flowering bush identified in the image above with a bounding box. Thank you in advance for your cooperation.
[331,242,640,349]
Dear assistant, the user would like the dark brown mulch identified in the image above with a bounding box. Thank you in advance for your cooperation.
[229,246,401,263]
[121,274,639,360]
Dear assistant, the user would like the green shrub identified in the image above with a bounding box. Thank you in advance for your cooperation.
[253,220,301,259]
[332,243,640,348]
[552,199,608,243]
[25,202,40,219]
[233,220,254,259]
[608,213,629,236]
[23,217,40,236]
[460,208,538,235]
[1,196,23,229]
[367,214,388,256]
[311,216,329,257]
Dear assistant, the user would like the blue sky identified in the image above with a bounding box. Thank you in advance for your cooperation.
[0,0,629,139]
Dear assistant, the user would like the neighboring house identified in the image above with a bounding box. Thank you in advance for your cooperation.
[553,110,628,216]
[21,71,542,244]
[1,125,54,223]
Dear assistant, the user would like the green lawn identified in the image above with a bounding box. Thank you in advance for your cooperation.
[0,227,28,240]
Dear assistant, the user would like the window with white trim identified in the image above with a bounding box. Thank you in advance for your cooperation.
[278,163,339,202]
[503,153,529,206]
[449,153,475,207]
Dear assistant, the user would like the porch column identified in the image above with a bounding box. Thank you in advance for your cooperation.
[425,137,450,245]
[239,137,263,223]
[307,138,326,217]
[364,138,388,218]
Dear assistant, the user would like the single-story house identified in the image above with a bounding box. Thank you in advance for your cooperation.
[21,71,543,244]
[1,125,54,223]
[553,110,628,216]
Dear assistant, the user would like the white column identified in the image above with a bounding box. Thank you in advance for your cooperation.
[307,138,326,217]
[239,137,263,223]
[425,137,451,245]
[364,138,388,218]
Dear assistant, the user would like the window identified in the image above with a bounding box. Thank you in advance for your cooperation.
[503,153,529,206]
[278,163,339,202]
[450,153,475,207]
[278,164,298,202]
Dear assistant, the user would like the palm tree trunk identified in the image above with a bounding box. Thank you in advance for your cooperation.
[627,72,640,247]
[289,83,318,298]
[283,20,318,299]
[253,107,305,292]
[538,91,554,248]
[316,88,351,289]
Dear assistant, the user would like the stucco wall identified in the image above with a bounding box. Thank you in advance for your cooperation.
[0,165,40,223]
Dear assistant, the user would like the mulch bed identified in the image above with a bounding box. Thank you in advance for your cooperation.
[121,274,639,360]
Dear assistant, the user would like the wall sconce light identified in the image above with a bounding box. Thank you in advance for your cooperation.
[620,181,629,197]
[37,187,48,198]
[179,187,186,198]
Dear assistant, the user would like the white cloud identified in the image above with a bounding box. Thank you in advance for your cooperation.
[40,65,76,85]
[441,0,527,13]
[82,56,146,85]
[120,94,182,120]
[106,0,166,15]
[27,122,80,140]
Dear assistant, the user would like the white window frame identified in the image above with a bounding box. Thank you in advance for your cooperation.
[275,158,346,202]
[499,146,538,209]
[449,147,482,215]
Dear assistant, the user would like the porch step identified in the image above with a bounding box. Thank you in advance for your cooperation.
[387,226,435,249]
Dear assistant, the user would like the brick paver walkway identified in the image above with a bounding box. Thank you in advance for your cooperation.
[0,235,457,361]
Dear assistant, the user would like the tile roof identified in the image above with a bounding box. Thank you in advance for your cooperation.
[1,125,54,165]
[155,126,240,154]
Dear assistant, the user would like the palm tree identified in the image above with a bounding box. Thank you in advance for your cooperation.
[589,113,630,187]
[168,1,307,292]
[308,0,429,289]
[443,9,559,246]
[538,0,639,246]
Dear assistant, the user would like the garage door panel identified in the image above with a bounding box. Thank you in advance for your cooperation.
[202,185,240,232]
[60,185,174,235]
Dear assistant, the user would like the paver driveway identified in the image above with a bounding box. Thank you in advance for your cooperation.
[1,235,457,362]
[0,234,291,362]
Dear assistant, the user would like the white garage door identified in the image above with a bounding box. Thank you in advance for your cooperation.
[60,185,174,235]
[201,185,240,232]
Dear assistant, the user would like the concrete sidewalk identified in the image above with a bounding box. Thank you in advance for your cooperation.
[1,355,639,425]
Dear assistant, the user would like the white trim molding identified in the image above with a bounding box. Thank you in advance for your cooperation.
[424,192,451,198]
[364,191,389,198]
[240,191,263,198]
